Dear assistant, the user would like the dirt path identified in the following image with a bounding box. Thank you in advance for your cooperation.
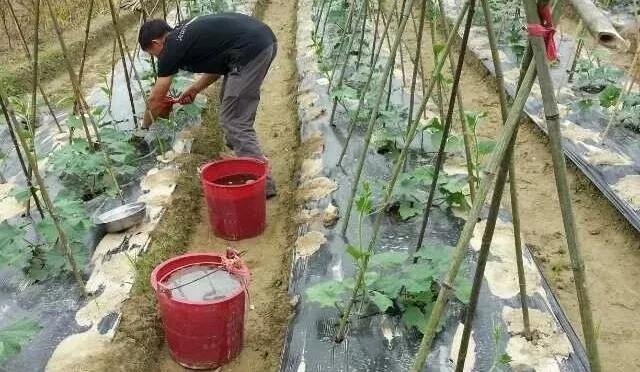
[155,0,299,370]
[406,13,640,371]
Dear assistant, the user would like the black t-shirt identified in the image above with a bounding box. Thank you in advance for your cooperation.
[157,13,276,77]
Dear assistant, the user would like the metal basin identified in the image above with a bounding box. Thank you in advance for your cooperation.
[94,202,147,233]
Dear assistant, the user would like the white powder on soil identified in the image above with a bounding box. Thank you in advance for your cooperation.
[612,175,640,209]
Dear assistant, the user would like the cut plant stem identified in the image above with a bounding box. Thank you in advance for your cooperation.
[522,0,600,369]
[0,88,86,295]
[411,54,538,372]
[5,0,62,132]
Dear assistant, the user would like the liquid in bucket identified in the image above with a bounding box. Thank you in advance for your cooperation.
[164,264,242,302]
[214,173,257,186]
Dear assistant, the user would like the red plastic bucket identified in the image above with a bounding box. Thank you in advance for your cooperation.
[200,157,267,240]
[151,250,250,369]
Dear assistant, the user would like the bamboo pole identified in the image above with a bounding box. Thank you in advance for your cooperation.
[370,0,381,66]
[340,0,418,236]
[76,0,95,106]
[341,0,469,234]
[407,0,427,133]
[109,38,117,112]
[355,0,368,69]
[0,89,86,294]
[6,0,62,132]
[44,0,100,146]
[26,0,41,217]
[328,0,357,89]
[411,57,538,372]
[454,46,535,371]
[336,0,397,167]
[329,0,368,127]
[319,0,336,45]
[393,0,407,85]
[479,0,531,338]
[0,1,12,50]
[522,0,600,369]
[0,91,45,219]
[314,0,329,39]
[435,0,476,202]
[107,0,138,127]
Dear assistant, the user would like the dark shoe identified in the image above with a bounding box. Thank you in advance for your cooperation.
[266,178,277,199]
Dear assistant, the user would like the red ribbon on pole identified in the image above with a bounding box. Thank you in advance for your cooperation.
[526,4,557,61]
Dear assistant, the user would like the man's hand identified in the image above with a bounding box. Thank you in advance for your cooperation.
[178,85,199,104]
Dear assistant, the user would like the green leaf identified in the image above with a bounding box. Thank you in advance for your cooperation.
[346,244,368,260]
[369,251,409,269]
[454,277,472,304]
[477,138,497,155]
[403,262,438,292]
[0,221,32,270]
[401,305,426,330]
[0,319,41,363]
[371,274,404,297]
[9,186,33,203]
[369,290,393,312]
[398,202,420,220]
[355,182,373,214]
[499,353,512,365]
[599,84,622,108]
[306,280,346,307]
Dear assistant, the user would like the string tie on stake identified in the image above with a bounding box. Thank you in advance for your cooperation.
[526,4,558,61]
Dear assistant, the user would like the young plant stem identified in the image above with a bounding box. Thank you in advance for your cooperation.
[337,0,397,167]
[522,0,600,369]
[44,0,101,146]
[0,89,86,295]
[341,0,469,235]
[6,0,62,132]
[436,0,476,202]
[479,0,531,339]
[108,0,138,127]
[414,0,474,254]
[75,0,95,115]
[329,0,368,127]
[411,56,538,372]
[340,0,418,236]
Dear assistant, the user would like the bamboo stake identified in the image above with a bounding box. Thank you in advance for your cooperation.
[0,89,86,294]
[411,57,538,372]
[107,0,138,127]
[435,0,476,202]
[414,0,474,255]
[479,0,531,338]
[109,38,117,112]
[341,0,469,234]
[0,1,11,50]
[355,0,368,69]
[26,0,41,218]
[329,0,368,127]
[0,91,44,219]
[337,0,397,167]
[454,46,535,371]
[6,0,62,132]
[522,0,600,368]
[314,0,329,39]
[370,0,381,66]
[394,0,407,85]
[320,0,336,45]
[328,0,357,89]
[76,0,95,102]
[340,0,418,236]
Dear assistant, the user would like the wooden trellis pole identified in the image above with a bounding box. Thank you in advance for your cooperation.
[0,0,12,50]
[0,94,45,219]
[107,0,138,127]
[25,0,42,217]
[522,0,601,368]
[5,0,62,132]
[0,89,86,294]
[75,0,95,114]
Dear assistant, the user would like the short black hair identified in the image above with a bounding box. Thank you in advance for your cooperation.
[138,19,173,50]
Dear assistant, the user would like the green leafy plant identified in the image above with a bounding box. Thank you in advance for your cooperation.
[0,195,91,280]
[489,320,512,371]
[465,111,496,187]
[0,319,41,364]
[573,50,623,94]
[617,92,640,133]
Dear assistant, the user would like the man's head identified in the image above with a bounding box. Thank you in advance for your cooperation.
[139,19,173,57]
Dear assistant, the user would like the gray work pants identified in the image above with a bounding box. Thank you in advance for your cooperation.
[220,43,278,192]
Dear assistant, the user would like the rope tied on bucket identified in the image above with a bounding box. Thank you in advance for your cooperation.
[526,4,557,61]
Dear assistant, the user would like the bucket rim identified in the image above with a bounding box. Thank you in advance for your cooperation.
[150,253,247,306]
[200,157,268,189]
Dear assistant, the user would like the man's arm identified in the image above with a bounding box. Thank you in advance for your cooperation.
[143,76,173,128]
[178,73,220,104]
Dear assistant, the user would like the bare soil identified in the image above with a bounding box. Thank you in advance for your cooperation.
[405,8,640,371]
[155,0,300,370]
